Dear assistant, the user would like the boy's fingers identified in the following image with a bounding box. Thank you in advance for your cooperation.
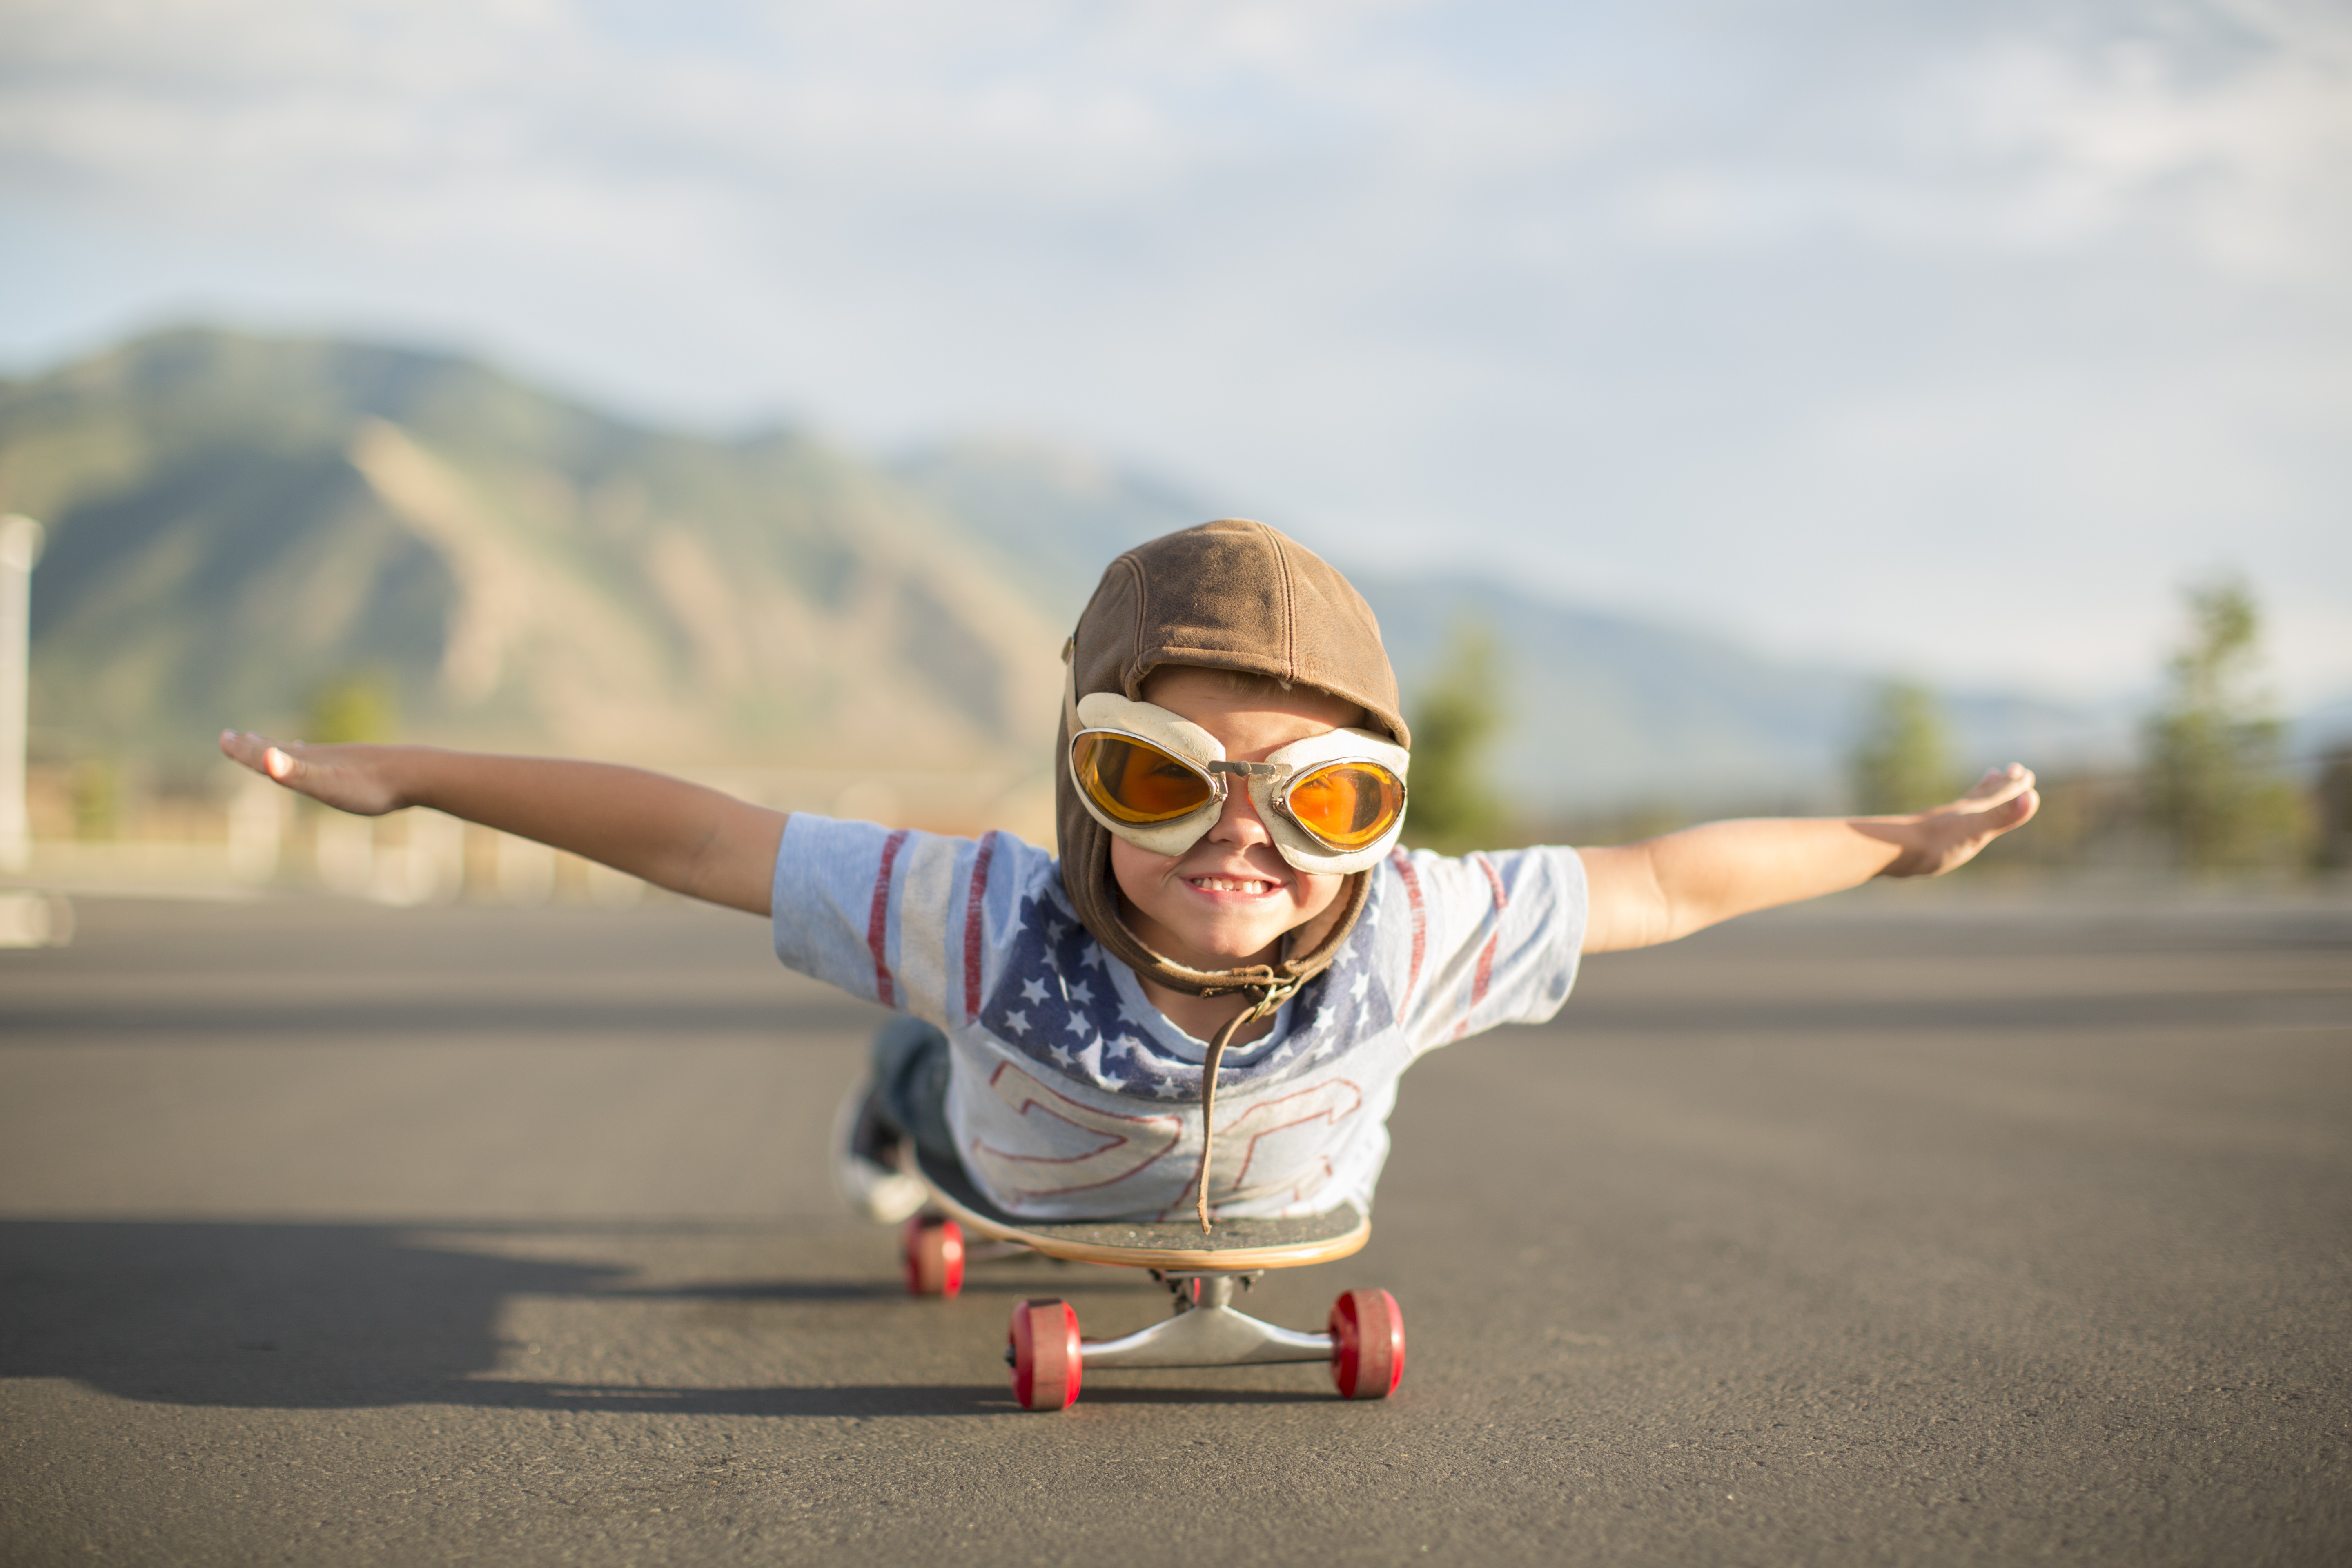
[219,730,270,772]
[223,730,301,784]
[1969,786,2038,840]
[1967,764,2034,811]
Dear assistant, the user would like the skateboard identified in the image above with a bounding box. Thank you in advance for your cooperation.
[894,1144,1405,1412]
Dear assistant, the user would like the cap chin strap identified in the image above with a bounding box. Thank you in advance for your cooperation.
[1061,644,1375,1229]
[1192,984,1285,1231]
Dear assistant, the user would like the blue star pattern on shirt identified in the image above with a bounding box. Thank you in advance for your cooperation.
[974,881,1399,1102]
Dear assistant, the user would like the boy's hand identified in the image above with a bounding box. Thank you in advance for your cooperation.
[1581,762,2042,952]
[219,731,409,816]
[1872,763,2040,878]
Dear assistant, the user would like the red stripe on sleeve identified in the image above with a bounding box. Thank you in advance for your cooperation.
[866,828,911,1008]
[1389,851,1427,1012]
[1455,854,1508,1040]
[961,831,997,1022]
[1472,851,1509,911]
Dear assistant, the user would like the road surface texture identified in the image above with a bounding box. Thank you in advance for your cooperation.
[2,885,2347,1566]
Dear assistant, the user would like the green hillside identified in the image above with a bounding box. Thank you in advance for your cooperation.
[2,330,1063,775]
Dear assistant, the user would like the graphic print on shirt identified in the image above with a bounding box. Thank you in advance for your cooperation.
[966,1061,1185,1200]
[1153,1077,1366,1221]
[972,884,1399,1102]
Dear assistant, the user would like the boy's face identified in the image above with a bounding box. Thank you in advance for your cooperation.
[1107,666,1365,974]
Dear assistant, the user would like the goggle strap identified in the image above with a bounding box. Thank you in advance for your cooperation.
[1194,981,1296,1233]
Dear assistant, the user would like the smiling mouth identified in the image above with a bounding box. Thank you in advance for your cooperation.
[1187,875,1282,896]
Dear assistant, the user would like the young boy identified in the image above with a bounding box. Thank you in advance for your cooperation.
[220,520,2037,1231]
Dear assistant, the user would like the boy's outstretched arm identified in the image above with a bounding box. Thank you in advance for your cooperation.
[1577,764,2039,953]
[218,732,786,916]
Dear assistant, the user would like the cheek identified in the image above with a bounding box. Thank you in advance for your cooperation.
[1107,836,1177,907]
[1290,872,1343,916]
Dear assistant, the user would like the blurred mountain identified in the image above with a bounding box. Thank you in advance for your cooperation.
[891,438,1201,617]
[4,327,2129,816]
[2,329,1063,775]
[889,439,2132,813]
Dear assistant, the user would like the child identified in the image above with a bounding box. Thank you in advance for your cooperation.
[221,520,2037,1230]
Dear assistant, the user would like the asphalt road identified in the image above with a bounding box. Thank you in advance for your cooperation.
[2,885,2348,1566]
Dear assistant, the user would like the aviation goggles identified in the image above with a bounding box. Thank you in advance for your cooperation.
[1067,689,1410,876]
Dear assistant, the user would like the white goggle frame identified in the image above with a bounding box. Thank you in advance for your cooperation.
[1068,690,1410,875]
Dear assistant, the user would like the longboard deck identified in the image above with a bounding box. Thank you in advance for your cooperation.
[902,1145,1371,1271]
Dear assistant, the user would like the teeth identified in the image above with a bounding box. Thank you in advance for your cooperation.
[1192,877,1272,895]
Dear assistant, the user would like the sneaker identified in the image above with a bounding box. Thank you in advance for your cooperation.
[830,1076,929,1223]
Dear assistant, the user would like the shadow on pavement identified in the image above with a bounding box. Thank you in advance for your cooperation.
[458,1380,1022,1416]
[617,1265,1163,1304]
[1050,1385,1339,1405]
[0,1218,626,1412]
[450,1381,1333,1413]
[0,1220,1315,1418]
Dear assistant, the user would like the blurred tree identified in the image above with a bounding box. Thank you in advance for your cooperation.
[68,759,117,840]
[2315,748,2352,871]
[2140,576,2307,871]
[1404,622,1508,853]
[1849,680,1956,814]
[305,670,398,745]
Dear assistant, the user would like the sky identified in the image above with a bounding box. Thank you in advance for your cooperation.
[3,0,2348,708]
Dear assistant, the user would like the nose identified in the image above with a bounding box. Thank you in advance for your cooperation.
[1205,780,1276,850]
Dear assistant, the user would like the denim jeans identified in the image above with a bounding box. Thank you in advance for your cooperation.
[869,1014,958,1166]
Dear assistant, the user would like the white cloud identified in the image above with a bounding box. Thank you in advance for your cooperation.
[1954,2,2352,278]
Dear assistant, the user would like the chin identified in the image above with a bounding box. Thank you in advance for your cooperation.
[1192,927,1287,962]
[1140,908,1293,969]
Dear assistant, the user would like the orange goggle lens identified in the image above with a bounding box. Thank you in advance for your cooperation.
[1281,762,1406,851]
[1071,732,1217,824]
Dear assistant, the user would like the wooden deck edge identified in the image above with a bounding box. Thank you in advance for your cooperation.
[899,1147,1371,1271]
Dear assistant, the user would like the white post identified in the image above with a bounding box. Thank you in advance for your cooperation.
[0,514,44,874]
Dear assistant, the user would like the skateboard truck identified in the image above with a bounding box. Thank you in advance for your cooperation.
[1075,1272,1332,1370]
[1000,1274,1403,1409]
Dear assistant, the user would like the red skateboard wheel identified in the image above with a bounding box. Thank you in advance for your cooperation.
[1329,1288,1405,1400]
[902,1216,965,1298]
[1007,1297,1082,1412]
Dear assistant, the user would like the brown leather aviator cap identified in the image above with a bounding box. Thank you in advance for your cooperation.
[1054,518,1410,1001]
